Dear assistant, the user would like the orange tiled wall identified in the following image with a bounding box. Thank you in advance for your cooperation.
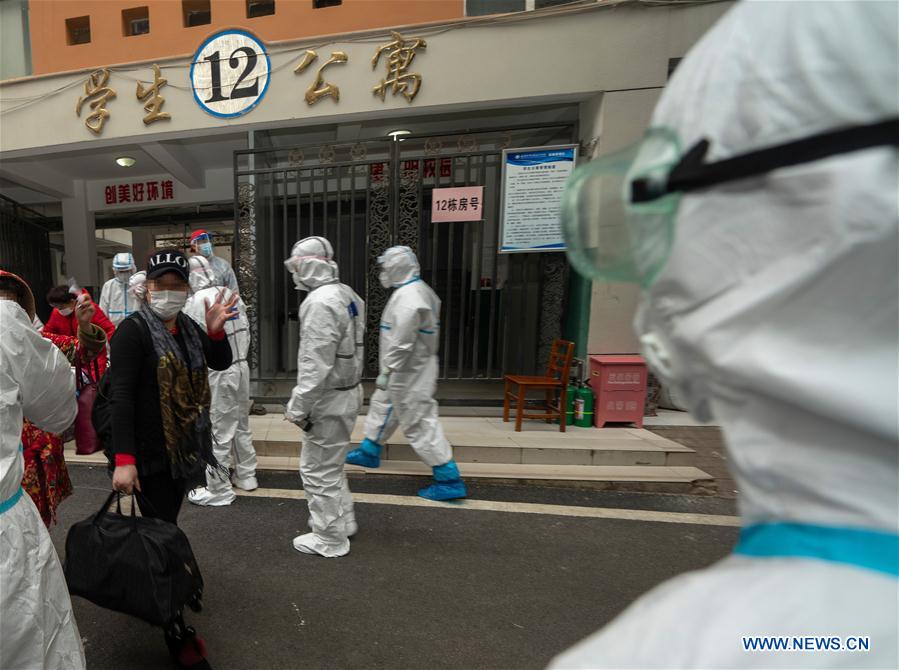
[28,0,463,75]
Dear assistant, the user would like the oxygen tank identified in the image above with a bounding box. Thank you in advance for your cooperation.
[574,383,595,428]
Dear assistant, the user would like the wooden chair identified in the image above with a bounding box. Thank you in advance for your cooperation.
[503,339,576,432]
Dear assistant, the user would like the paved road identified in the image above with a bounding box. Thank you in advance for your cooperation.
[51,465,739,670]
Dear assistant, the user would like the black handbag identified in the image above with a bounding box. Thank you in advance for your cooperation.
[64,491,204,627]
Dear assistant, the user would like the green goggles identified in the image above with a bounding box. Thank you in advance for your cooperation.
[562,119,899,286]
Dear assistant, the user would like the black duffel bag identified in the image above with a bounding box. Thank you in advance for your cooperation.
[64,491,204,627]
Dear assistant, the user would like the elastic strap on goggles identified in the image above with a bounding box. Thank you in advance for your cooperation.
[632,118,899,203]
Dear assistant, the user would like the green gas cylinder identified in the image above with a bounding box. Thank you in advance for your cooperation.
[574,383,595,428]
[565,383,578,425]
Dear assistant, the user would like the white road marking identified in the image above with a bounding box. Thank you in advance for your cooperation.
[235,487,740,527]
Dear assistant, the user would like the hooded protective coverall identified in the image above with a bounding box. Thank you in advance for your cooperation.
[0,298,85,670]
[184,256,258,506]
[190,230,239,292]
[346,246,466,501]
[284,237,365,558]
[551,2,898,668]
[99,251,137,327]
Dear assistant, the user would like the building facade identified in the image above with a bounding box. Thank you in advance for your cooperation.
[0,0,733,398]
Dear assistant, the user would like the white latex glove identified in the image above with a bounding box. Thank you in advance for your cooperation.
[375,369,391,391]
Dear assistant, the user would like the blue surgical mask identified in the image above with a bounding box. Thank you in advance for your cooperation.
[199,242,214,258]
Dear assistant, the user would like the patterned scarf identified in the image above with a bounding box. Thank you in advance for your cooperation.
[136,303,223,479]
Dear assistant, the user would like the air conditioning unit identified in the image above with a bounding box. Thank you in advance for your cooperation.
[247,0,275,18]
[186,9,211,26]
[129,18,149,35]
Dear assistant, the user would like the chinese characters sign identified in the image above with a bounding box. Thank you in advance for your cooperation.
[371,31,427,102]
[75,31,431,134]
[499,145,577,253]
[432,187,484,222]
[74,65,171,134]
[190,30,272,118]
[104,179,175,206]
[75,69,116,135]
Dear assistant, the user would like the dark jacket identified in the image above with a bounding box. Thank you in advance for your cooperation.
[107,313,232,477]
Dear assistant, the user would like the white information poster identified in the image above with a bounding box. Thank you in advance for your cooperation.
[499,145,577,253]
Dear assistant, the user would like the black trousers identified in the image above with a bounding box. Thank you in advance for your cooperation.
[139,473,187,524]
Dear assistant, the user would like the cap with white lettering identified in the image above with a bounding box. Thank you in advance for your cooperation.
[146,249,190,281]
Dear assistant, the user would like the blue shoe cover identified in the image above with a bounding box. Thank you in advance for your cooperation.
[432,460,461,482]
[346,438,381,468]
[418,479,467,501]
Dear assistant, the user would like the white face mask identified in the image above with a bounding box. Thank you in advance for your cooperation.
[58,306,74,316]
[379,270,392,289]
[148,290,188,320]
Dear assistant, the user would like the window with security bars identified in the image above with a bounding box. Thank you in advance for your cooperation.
[122,6,150,36]
[66,16,91,45]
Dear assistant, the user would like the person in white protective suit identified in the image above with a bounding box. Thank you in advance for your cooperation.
[346,246,467,501]
[0,271,85,670]
[99,251,138,327]
[190,229,238,292]
[284,236,365,558]
[184,256,258,506]
[551,2,898,669]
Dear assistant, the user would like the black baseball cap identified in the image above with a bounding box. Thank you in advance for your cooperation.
[147,248,190,281]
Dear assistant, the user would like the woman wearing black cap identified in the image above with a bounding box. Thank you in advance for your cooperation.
[106,247,237,670]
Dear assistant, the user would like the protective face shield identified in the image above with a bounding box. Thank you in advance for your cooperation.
[112,252,136,279]
[561,119,899,287]
[188,255,215,293]
[284,236,337,291]
[378,246,420,288]
[192,233,214,258]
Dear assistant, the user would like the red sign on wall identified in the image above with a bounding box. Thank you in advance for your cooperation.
[104,179,174,205]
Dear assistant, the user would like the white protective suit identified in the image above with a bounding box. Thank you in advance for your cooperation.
[206,254,239,293]
[284,237,365,558]
[551,2,898,669]
[0,299,85,670]
[184,256,258,506]
[99,251,137,327]
[362,248,453,468]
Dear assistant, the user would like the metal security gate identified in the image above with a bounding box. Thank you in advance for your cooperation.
[0,195,54,322]
[234,125,573,383]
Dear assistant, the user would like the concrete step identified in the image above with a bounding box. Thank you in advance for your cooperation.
[347,460,713,483]
[66,416,715,491]
[65,452,715,493]
[253,436,695,467]
[253,416,697,468]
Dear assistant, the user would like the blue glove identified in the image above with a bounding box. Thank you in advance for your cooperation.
[375,369,391,390]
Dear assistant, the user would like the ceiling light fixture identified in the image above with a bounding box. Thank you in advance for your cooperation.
[387,129,412,141]
[115,156,136,167]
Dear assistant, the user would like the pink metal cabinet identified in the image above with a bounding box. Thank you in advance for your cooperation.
[589,355,648,428]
